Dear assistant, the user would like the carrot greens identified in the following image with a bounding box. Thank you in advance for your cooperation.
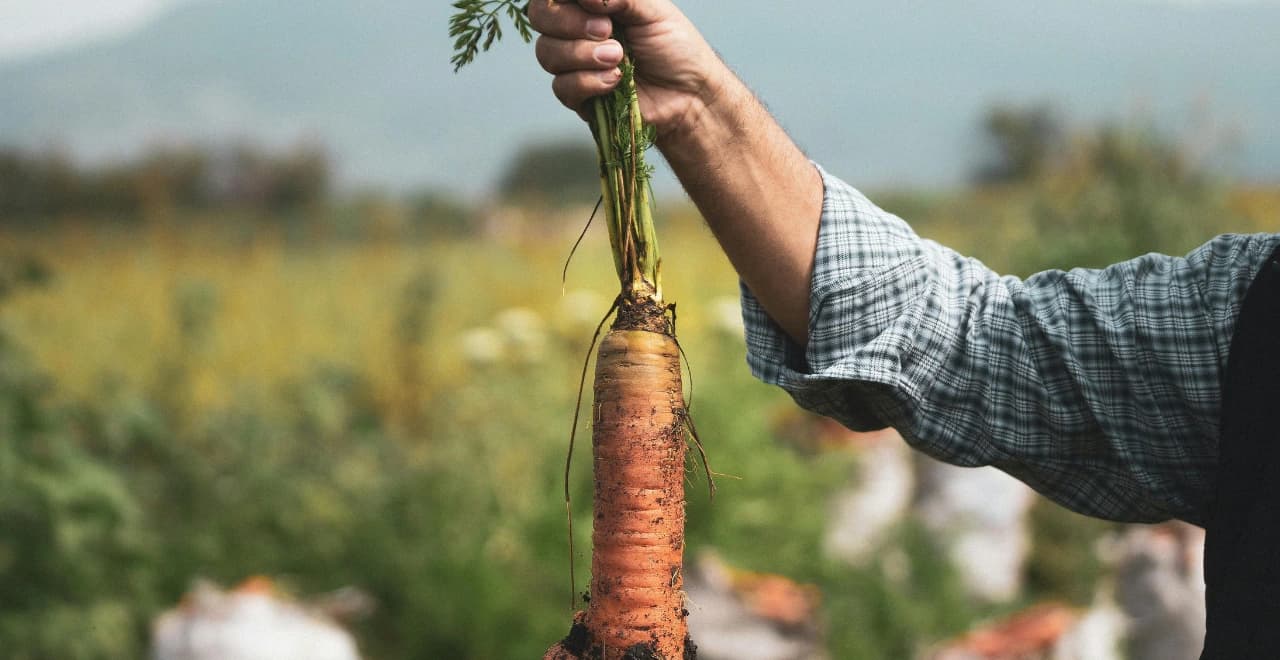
[449,0,534,72]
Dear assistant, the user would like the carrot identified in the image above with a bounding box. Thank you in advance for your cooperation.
[450,6,705,658]
[544,302,691,659]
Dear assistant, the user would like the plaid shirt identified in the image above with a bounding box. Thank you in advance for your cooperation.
[741,166,1280,525]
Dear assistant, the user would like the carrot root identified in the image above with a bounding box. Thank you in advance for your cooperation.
[547,301,695,660]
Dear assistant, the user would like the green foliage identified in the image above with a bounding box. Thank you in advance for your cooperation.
[0,259,152,660]
[1014,121,1236,271]
[0,104,1270,657]
[449,0,533,72]
[931,106,1251,275]
[0,254,52,300]
[820,524,979,659]
[408,189,479,236]
[0,143,330,221]
[1024,500,1117,606]
[0,233,1008,658]
[974,103,1065,185]
[498,141,602,207]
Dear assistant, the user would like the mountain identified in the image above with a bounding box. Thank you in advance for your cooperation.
[0,0,1277,197]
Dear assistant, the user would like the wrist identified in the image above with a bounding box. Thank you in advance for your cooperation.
[653,61,743,154]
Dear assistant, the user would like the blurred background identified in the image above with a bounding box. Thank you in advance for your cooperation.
[0,1,1277,658]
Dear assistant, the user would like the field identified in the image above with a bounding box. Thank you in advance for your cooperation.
[0,166,1276,658]
[0,210,912,658]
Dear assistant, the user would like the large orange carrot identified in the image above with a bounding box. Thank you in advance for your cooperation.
[449,7,701,658]
[544,300,692,660]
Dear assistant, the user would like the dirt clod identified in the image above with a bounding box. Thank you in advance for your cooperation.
[561,622,591,657]
[622,644,660,660]
[683,636,698,660]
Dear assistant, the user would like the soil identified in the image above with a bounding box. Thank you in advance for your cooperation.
[544,621,697,660]
[612,296,671,334]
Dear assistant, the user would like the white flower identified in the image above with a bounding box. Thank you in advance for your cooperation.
[460,327,505,365]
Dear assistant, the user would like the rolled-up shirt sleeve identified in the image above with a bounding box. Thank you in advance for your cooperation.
[741,165,1280,524]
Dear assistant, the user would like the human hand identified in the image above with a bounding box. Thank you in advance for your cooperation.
[528,0,729,140]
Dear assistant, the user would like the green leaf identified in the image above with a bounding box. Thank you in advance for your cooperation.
[449,0,534,71]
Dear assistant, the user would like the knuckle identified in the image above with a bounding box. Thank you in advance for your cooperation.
[551,3,590,38]
[551,76,577,108]
[527,0,547,22]
[534,37,554,67]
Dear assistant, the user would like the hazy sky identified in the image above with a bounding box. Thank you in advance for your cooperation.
[0,0,173,61]
[3,0,1279,63]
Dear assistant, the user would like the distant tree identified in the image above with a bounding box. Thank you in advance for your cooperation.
[0,143,330,220]
[973,103,1066,185]
[0,149,84,219]
[408,190,476,236]
[497,140,600,207]
[209,143,330,212]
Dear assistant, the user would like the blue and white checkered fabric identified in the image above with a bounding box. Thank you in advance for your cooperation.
[741,165,1280,525]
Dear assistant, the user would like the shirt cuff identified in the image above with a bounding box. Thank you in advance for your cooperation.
[739,164,925,431]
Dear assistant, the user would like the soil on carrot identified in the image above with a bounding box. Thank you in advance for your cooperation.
[546,622,698,660]
[612,296,671,334]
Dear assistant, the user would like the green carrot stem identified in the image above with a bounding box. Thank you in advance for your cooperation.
[583,54,662,303]
[590,97,626,282]
[629,86,660,295]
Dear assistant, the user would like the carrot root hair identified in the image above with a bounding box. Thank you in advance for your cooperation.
[564,295,620,611]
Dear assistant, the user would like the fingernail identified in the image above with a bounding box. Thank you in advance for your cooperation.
[585,17,611,39]
[600,69,621,85]
[594,42,622,64]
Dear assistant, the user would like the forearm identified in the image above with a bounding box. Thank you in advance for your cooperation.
[657,73,822,345]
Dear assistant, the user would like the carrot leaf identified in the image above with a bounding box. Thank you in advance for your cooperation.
[449,0,533,72]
